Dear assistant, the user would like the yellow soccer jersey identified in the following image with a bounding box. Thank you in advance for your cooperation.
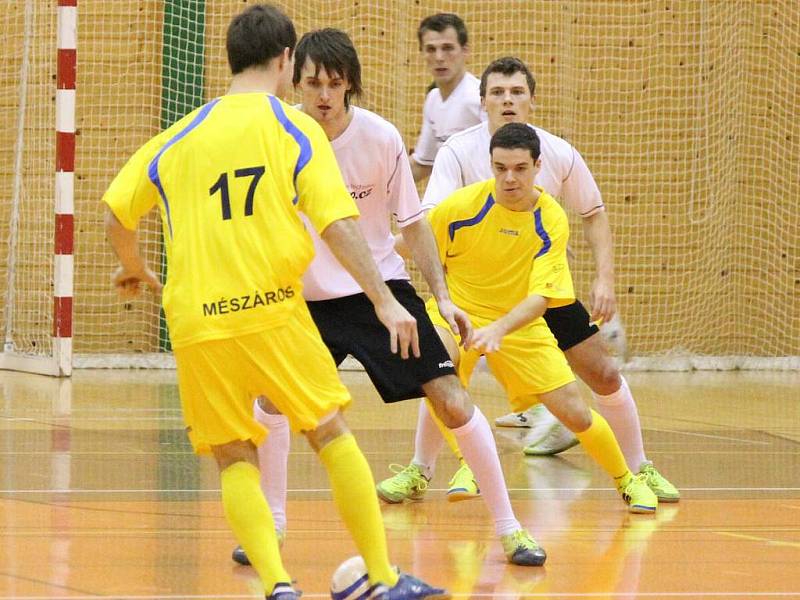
[103,93,358,348]
[428,180,574,321]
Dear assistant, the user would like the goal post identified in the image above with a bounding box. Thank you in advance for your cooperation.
[1,0,75,376]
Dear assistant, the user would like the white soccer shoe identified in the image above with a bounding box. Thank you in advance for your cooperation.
[522,420,579,456]
[494,403,547,428]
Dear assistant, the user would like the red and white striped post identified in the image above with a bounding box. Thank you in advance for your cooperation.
[54,0,76,376]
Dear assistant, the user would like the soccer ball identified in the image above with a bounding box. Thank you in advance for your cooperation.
[330,556,370,600]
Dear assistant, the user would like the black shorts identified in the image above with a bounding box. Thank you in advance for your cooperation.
[543,300,600,352]
[306,280,456,403]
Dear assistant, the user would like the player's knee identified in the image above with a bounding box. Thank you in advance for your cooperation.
[304,410,349,452]
[544,385,592,432]
[590,359,622,395]
[577,351,621,395]
[425,379,472,429]
[211,439,257,471]
[568,335,623,394]
[435,400,472,429]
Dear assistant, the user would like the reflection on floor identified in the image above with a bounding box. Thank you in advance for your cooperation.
[1,368,799,598]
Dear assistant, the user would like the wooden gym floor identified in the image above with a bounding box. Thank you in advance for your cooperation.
[1,367,799,599]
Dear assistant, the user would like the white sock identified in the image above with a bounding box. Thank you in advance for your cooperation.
[592,376,647,472]
[452,406,520,536]
[253,399,290,533]
[411,400,444,479]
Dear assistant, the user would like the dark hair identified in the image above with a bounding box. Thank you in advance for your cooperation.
[479,57,536,98]
[293,28,362,109]
[417,13,468,47]
[490,123,541,161]
[226,4,297,75]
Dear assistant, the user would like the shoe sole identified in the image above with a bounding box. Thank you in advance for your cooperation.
[376,487,426,504]
[509,556,547,567]
[628,504,657,514]
[522,438,580,456]
[376,488,404,504]
[655,494,680,503]
[446,489,480,503]
[495,422,531,428]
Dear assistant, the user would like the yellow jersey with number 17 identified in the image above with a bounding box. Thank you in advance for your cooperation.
[427,179,575,322]
[103,93,358,349]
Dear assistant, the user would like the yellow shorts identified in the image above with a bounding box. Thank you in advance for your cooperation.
[426,299,575,412]
[174,302,351,455]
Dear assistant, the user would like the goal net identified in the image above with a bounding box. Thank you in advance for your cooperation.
[1,0,797,373]
[1,2,63,375]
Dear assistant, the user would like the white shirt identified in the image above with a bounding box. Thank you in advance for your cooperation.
[301,106,423,301]
[422,121,604,218]
[411,72,485,166]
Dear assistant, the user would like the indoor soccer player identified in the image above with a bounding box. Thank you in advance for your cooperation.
[397,123,659,514]
[409,13,485,183]
[103,4,444,599]
[231,27,546,570]
[384,57,678,505]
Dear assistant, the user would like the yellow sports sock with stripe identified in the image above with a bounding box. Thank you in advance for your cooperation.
[319,433,399,587]
[574,409,632,487]
[425,398,466,464]
[220,461,289,594]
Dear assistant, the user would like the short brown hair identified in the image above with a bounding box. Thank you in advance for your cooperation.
[479,57,536,98]
[226,4,296,75]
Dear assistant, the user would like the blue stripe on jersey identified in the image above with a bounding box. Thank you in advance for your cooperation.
[533,207,552,258]
[268,95,312,189]
[448,193,495,241]
[147,98,221,239]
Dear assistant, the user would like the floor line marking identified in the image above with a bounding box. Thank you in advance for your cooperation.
[715,530,800,549]
[646,427,772,445]
[2,450,799,457]
[3,486,800,494]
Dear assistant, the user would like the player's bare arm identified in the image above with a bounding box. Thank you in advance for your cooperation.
[402,218,473,344]
[104,209,162,299]
[466,294,548,353]
[320,217,420,359]
[410,158,433,183]
[582,210,616,323]
[392,232,411,259]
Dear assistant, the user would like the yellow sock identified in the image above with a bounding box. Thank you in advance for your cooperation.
[220,461,289,594]
[424,398,466,464]
[574,409,631,487]
[319,433,399,587]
